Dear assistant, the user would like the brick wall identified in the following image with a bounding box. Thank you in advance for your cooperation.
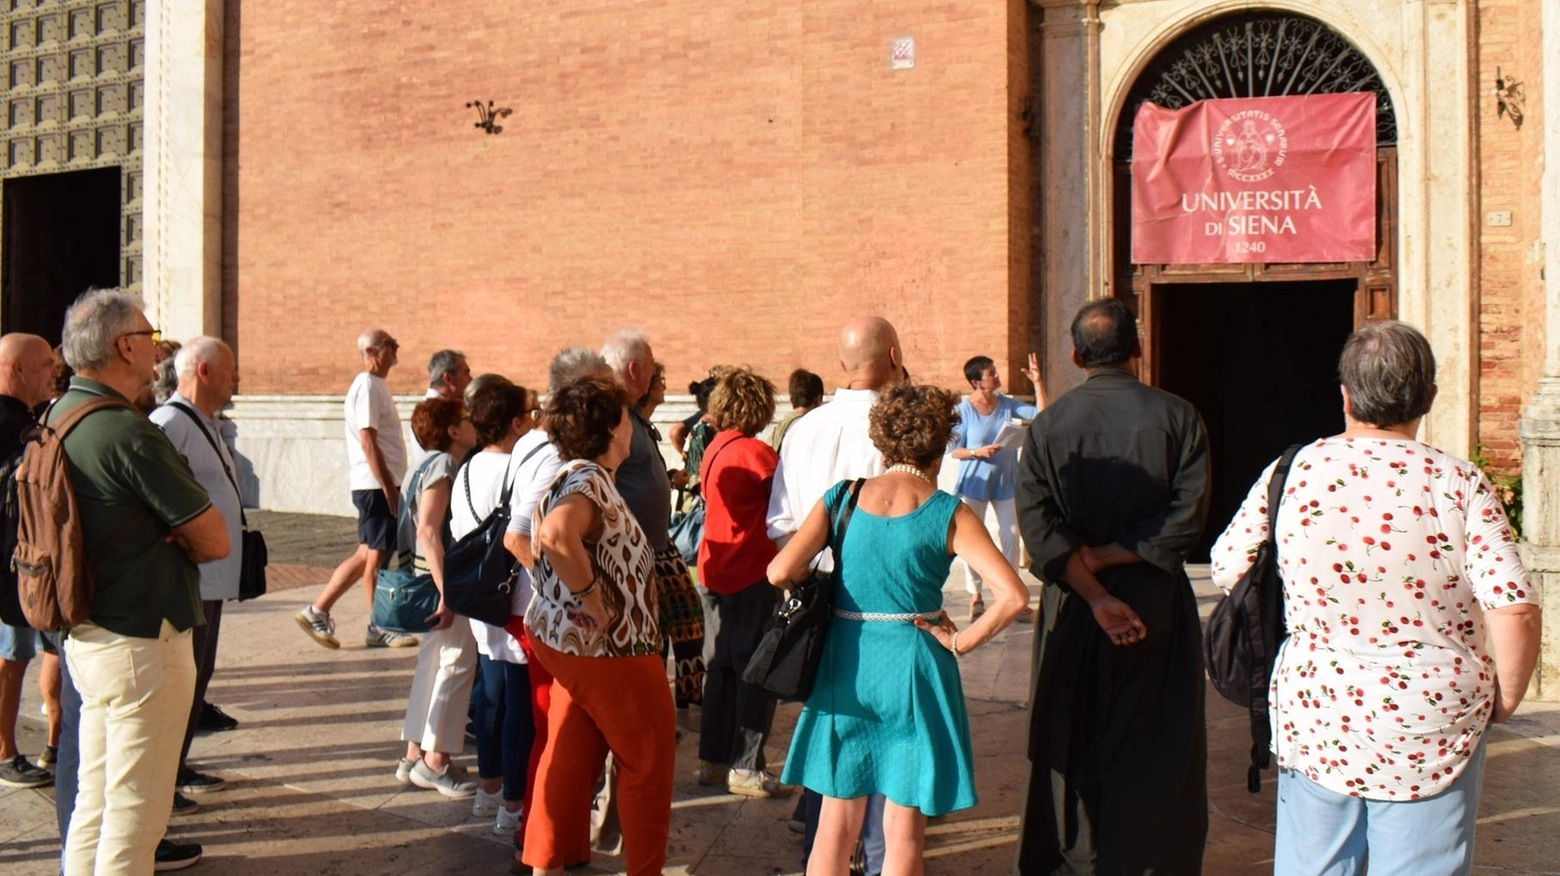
[223,0,1030,397]
[1474,0,1546,471]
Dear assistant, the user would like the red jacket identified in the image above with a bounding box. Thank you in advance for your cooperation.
[697,431,778,593]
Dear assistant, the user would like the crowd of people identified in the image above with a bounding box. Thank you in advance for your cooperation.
[0,287,1541,876]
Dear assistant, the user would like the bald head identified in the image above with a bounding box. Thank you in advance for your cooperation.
[0,333,57,408]
[837,316,903,391]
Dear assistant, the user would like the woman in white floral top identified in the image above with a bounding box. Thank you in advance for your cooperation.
[520,377,672,876]
[1212,321,1540,876]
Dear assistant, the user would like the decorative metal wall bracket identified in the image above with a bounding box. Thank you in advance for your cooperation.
[1494,67,1524,129]
[466,100,513,135]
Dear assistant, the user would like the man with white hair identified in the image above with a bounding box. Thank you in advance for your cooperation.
[51,289,229,874]
[296,328,415,649]
[150,336,243,803]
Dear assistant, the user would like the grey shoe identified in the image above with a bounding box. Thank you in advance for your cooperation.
[395,757,416,786]
[408,759,478,798]
[294,606,340,649]
[366,624,418,648]
[0,755,52,788]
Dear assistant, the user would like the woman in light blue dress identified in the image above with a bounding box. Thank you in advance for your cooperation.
[768,383,1031,876]
[947,353,1045,620]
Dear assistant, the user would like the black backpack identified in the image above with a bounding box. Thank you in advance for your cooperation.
[1204,443,1301,793]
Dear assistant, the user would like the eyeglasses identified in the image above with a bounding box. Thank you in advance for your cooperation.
[120,328,160,343]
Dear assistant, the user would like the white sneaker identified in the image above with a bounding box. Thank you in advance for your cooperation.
[294,606,340,649]
[494,805,522,836]
[472,786,501,817]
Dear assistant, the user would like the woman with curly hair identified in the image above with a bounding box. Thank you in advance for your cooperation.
[769,383,1030,875]
[522,377,674,876]
[694,367,789,797]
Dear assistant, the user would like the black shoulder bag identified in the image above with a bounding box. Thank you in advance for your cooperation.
[443,441,549,627]
[170,403,268,601]
[742,478,865,702]
[1204,443,1302,793]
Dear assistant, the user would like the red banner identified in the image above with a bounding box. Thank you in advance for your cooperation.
[1131,93,1376,264]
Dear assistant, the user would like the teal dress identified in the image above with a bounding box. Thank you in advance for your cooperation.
[780,481,977,816]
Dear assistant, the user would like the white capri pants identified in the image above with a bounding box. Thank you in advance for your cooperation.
[959,495,1020,599]
[402,620,477,753]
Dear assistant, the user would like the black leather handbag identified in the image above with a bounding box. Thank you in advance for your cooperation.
[442,442,547,627]
[742,479,863,702]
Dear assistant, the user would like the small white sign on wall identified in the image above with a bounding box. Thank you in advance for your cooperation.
[890,36,915,70]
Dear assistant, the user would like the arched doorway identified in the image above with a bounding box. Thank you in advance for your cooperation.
[1111,10,1400,556]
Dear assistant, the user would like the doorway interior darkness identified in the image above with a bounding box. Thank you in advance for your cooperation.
[1155,279,1356,560]
[2,167,121,345]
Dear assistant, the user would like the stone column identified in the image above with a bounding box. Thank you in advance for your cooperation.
[1519,0,1560,700]
[143,0,224,340]
[1035,0,1102,396]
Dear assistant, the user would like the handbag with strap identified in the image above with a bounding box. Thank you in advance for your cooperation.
[741,478,864,702]
[442,441,548,627]
[169,402,268,601]
[371,453,442,633]
[668,434,738,567]
[1203,443,1302,793]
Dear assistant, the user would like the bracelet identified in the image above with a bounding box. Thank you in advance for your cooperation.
[950,630,962,657]
[568,575,598,600]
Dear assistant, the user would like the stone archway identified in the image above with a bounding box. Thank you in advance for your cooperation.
[1108,10,1402,557]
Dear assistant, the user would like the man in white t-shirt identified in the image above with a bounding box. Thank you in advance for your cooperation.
[766,315,904,876]
[295,328,415,649]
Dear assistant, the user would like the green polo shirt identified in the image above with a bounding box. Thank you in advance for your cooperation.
[50,378,211,638]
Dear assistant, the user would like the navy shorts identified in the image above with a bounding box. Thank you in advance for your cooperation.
[352,489,399,552]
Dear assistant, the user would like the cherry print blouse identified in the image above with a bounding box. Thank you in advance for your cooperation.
[1211,437,1534,801]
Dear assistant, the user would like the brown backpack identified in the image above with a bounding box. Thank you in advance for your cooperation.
[15,396,130,631]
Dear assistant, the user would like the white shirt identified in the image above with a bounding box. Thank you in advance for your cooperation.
[505,430,565,538]
[149,392,243,601]
[453,449,531,664]
[344,372,408,491]
[765,388,884,569]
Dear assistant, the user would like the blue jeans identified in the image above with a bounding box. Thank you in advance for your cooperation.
[473,655,535,802]
[44,630,79,847]
[1274,739,1487,876]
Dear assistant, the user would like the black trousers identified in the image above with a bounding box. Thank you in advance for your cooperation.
[697,583,778,770]
[178,600,224,768]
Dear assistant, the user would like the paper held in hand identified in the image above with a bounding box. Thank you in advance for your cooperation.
[994,420,1027,451]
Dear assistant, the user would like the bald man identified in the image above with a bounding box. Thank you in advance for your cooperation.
[765,315,904,874]
[0,333,57,789]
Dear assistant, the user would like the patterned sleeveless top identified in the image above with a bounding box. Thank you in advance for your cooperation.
[524,460,662,657]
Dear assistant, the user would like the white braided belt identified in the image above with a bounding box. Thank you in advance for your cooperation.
[831,608,943,623]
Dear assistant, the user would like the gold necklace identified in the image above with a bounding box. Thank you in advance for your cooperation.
[885,464,934,485]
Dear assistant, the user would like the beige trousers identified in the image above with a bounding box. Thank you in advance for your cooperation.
[64,619,195,876]
[401,620,477,753]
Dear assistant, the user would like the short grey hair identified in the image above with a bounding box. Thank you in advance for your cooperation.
[61,288,147,372]
[427,349,466,388]
[174,336,228,380]
[600,329,651,378]
[356,328,390,355]
[154,357,180,405]
[548,346,612,395]
[1338,320,1437,427]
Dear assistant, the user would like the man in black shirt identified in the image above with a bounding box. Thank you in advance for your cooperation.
[0,332,61,788]
[1015,301,1212,875]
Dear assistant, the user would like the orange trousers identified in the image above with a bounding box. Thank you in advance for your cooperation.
[521,632,675,874]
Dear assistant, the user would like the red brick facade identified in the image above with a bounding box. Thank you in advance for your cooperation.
[222,0,1037,397]
[1474,0,1546,471]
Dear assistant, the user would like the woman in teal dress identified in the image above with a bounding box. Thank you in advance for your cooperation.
[768,383,1031,876]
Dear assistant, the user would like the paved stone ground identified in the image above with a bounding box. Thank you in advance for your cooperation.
[3,510,1559,874]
